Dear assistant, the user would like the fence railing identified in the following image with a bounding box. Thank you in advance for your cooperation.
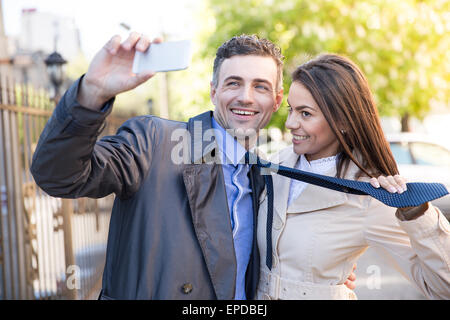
[0,73,128,300]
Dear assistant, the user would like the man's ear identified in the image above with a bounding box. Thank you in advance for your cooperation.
[210,81,217,106]
[273,88,284,112]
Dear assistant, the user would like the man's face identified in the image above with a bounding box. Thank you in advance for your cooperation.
[211,55,283,134]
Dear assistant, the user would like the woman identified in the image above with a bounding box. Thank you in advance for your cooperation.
[256,54,450,300]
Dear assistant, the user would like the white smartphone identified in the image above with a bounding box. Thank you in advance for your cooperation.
[132,40,192,73]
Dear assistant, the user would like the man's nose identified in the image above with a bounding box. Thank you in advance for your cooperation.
[237,85,254,104]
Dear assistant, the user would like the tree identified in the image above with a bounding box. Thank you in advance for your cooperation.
[202,0,449,132]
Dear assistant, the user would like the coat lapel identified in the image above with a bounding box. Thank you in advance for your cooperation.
[273,148,363,216]
[285,151,366,214]
[286,181,348,213]
[183,111,236,300]
[272,148,300,225]
[183,164,236,300]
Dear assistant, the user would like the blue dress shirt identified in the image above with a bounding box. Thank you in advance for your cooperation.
[211,117,254,300]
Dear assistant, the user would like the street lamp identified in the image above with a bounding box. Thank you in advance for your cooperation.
[44,51,67,102]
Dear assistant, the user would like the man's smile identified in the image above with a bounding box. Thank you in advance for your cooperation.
[230,108,259,118]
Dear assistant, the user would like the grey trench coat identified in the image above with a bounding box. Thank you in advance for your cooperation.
[31,78,265,300]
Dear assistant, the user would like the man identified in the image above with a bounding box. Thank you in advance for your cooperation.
[31,33,355,299]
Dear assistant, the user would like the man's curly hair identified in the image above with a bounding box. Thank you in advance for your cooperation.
[212,34,284,91]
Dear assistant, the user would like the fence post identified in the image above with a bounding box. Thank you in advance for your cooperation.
[61,199,77,300]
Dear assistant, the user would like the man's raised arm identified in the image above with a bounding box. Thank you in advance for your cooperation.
[30,33,160,199]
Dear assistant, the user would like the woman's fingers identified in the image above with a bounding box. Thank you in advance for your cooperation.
[387,175,404,193]
[344,279,356,290]
[370,177,380,188]
[376,175,395,193]
[376,175,407,193]
[394,174,408,191]
[347,272,356,282]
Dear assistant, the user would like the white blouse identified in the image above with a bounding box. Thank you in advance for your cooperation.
[287,154,338,207]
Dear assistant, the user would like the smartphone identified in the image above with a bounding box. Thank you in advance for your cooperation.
[132,40,192,73]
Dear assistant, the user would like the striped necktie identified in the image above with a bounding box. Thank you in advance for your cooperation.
[245,152,449,270]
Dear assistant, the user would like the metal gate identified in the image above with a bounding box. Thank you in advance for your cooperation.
[0,72,127,300]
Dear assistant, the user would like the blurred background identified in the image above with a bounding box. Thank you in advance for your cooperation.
[0,0,448,300]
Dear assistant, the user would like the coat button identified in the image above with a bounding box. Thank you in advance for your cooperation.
[273,217,283,230]
[182,283,193,294]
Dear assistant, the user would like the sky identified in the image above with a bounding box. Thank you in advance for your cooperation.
[2,0,202,58]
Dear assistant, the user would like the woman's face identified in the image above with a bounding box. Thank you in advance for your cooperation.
[285,81,340,161]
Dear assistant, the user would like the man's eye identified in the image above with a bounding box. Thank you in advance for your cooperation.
[227,81,239,86]
[255,85,269,91]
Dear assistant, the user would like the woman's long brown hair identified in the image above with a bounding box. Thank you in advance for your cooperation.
[291,54,399,179]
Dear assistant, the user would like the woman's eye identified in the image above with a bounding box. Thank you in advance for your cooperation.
[302,111,311,117]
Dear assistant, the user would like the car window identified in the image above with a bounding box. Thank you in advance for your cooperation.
[410,142,450,166]
[389,142,413,164]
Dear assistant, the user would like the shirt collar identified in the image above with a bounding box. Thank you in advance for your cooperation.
[211,116,248,166]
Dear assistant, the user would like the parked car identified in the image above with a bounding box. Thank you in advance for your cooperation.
[386,133,450,218]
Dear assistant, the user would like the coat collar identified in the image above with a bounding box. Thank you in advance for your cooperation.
[272,148,364,219]
[187,111,218,164]
[182,164,236,299]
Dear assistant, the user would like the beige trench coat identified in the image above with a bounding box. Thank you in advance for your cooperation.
[256,147,450,300]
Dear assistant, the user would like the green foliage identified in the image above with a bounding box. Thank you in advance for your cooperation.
[202,0,449,131]
[65,52,90,81]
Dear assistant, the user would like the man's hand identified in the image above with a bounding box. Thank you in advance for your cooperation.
[344,263,357,290]
[77,32,161,110]
[370,174,407,194]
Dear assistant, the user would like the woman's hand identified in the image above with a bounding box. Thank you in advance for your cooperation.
[370,174,407,193]
[371,174,430,219]
[344,263,357,290]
